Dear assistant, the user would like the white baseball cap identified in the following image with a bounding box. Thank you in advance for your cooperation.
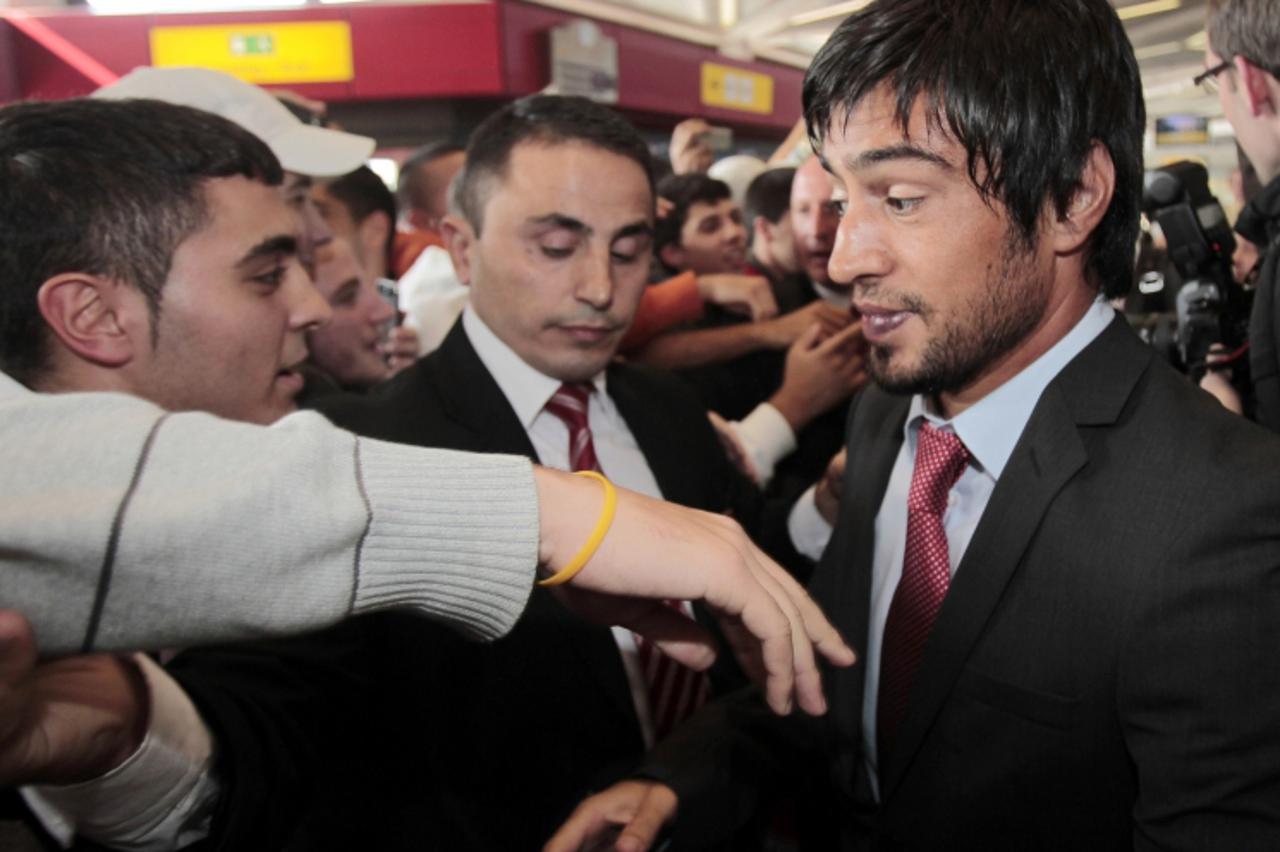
[93,66,375,177]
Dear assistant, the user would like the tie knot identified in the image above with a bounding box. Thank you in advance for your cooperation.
[907,423,970,515]
[544,382,593,430]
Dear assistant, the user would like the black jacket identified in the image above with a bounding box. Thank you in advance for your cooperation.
[1238,174,1280,432]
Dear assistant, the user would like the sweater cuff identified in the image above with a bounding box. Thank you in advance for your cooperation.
[352,439,539,641]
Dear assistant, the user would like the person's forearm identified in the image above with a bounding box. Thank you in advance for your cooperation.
[620,272,705,353]
[630,322,780,370]
[1,384,539,656]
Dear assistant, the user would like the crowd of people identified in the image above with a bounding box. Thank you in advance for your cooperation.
[3,0,1280,849]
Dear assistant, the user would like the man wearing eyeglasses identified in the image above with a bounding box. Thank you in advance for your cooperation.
[1203,0,1280,431]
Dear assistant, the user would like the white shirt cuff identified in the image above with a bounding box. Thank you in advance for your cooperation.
[787,485,833,561]
[22,654,219,851]
[730,403,797,488]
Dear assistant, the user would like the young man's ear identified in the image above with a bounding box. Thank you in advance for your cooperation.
[36,273,146,368]
[1051,142,1116,256]
[1235,56,1277,116]
[440,214,477,286]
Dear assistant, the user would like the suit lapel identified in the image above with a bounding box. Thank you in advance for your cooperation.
[430,322,540,459]
[879,315,1152,799]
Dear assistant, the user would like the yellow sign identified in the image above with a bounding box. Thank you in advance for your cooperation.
[701,62,774,115]
[150,22,354,85]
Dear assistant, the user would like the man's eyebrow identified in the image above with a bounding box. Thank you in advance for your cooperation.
[613,221,654,241]
[235,235,298,270]
[527,213,590,235]
[845,144,952,172]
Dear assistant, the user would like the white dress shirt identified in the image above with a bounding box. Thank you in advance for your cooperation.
[860,300,1115,797]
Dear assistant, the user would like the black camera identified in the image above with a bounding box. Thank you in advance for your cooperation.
[1140,161,1252,382]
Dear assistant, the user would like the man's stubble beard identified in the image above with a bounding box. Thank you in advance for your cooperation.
[868,229,1051,398]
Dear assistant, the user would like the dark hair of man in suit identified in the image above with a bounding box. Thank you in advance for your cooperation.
[743,167,796,235]
[0,98,282,385]
[1207,0,1280,78]
[319,165,398,273]
[803,0,1144,299]
[653,172,735,265]
[453,95,655,233]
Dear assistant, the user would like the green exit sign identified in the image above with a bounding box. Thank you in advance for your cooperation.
[229,34,275,56]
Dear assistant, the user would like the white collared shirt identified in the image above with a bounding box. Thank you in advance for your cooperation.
[859,299,1115,797]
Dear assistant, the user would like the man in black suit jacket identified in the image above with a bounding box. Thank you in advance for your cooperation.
[548,2,1280,850]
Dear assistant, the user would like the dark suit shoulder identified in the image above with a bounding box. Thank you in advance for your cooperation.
[314,356,446,444]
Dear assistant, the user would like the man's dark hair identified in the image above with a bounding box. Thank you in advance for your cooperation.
[654,172,733,262]
[744,167,796,233]
[453,95,654,233]
[0,97,282,384]
[324,165,397,270]
[803,0,1145,298]
[396,139,465,214]
[1208,0,1280,78]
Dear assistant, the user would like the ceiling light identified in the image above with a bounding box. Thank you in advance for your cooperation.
[1116,0,1181,21]
[719,0,739,29]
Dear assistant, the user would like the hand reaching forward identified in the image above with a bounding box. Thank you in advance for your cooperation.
[533,468,855,716]
[0,610,148,787]
[543,780,677,852]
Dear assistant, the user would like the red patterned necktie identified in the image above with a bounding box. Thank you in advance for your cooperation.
[542,382,709,740]
[877,422,970,762]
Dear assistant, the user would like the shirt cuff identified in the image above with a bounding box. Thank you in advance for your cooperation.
[787,485,833,561]
[730,403,797,488]
[22,654,219,851]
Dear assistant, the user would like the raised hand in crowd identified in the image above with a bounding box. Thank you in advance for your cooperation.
[695,272,778,321]
[668,118,716,175]
[381,324,421,375]
[768,319,867,432]
[759,300,853,350]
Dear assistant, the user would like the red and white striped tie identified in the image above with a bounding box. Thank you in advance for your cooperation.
[543,382,709,739]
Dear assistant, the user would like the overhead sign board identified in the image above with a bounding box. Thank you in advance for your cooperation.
[150,21,354,84]
[550,19,618,103]
[700,61,773,115]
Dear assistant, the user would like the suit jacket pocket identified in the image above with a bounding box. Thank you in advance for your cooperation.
[952,668,1080,731]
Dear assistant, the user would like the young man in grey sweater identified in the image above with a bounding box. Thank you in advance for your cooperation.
[0,97,853,843]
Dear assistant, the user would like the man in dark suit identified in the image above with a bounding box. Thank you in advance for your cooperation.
[293,94,802,850]
[548,1,1280,849]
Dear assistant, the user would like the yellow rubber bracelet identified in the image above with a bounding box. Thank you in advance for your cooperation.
[537,470,618,587]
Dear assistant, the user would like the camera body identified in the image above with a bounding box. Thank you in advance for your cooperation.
[1140,161,1252,382]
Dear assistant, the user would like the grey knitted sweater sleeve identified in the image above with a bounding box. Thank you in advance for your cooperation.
[0,373,538,655]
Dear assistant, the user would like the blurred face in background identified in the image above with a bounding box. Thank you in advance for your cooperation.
[662,197,747,275]
[307,238,395,388]
[791,156,842,287]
